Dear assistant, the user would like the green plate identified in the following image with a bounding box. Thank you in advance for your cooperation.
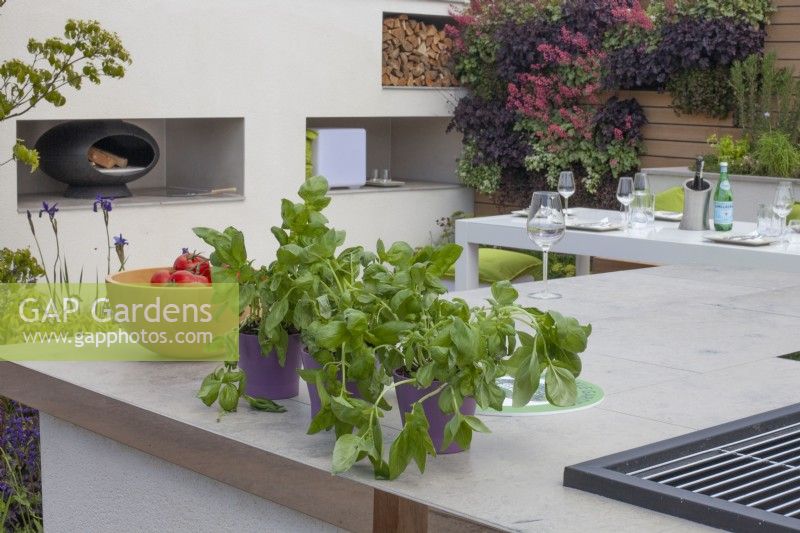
[478,377,604,416]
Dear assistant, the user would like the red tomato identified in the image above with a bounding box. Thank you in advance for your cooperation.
[194,274,211,285]
[169,270,200,284]
[173,252,206,272]
[196,260,211,281]
[149,269,171,284]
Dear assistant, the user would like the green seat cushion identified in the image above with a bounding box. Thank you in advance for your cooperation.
[445,248,541,284]
[655,186,684,212]
[305,130,318,179]
[788,203,800,222]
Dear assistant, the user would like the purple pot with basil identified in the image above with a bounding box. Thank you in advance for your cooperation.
[237,333,302,400]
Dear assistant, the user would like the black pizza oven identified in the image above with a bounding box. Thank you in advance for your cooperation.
[35,120,160,198]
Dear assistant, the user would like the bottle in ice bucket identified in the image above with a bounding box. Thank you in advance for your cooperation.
[713,162,733,231]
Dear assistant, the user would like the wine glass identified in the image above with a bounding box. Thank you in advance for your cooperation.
[557,171,576,220]
[617,177,634,228]
[526,192,566,300]
[633,172,649,194]
[773,182,794,241]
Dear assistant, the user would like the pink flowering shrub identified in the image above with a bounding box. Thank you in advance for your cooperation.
[449,0,651,194]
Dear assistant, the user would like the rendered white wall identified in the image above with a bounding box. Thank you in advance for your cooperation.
[0,0,471,275]
[40,414,341,532]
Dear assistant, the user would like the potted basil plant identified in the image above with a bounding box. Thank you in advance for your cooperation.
[262,176,386,422]
[193,225,298,413]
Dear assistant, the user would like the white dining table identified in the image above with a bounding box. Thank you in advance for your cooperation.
[454,207,800,290]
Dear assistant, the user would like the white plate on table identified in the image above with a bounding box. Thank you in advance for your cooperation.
[703,233,778,246]
[511,208,575,217]
[655,210,683,222]
[566,219,623,232]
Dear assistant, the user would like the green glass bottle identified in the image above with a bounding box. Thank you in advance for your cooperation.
[713,162,733,231]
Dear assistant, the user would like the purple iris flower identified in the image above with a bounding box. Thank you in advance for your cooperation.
[38,201,58,219]
[113,234,129,247]
[92,195,113,213]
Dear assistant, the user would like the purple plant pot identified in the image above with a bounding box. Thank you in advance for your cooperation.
[300,348,360,419]
[394,373,477,454]
[238,333,301,400]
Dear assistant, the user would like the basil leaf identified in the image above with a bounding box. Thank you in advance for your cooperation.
[463,415,491,434]
[332,434,361,474]
[218,383,239,412]
[544,365,577,407]
[550,311,589,353]
[490,280,518,306]
[245,395,286,413]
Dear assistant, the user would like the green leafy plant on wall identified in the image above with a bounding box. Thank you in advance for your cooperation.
[667,67,734,119]
[731,53,800,145]
[0,3,132,171]
[670,0,775,27]
[700,52,800,179]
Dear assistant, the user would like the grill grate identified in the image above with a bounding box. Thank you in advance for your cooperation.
[627,422,800,520]
[564,403,800,532]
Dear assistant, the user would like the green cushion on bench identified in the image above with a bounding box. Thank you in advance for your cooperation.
[788,203,800,222]
[655,186,684,212]
[305,129,318,179]
[445,248,541,284]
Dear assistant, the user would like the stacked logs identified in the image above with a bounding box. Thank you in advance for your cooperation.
[382,15,458,87]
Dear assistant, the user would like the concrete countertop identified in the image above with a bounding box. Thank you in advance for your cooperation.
[3,265,800,532]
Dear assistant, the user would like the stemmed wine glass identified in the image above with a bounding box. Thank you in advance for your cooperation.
[617,177,634,228]
[526,192,566,300]
[773,181,794,241]
[557,171,576,220]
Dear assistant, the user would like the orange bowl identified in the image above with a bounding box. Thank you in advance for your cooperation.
[106,266,172,285]
[105,267,234,359]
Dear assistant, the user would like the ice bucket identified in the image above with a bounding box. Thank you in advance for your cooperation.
[679,179,712,231]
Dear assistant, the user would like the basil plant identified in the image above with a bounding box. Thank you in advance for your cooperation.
[264,176,592,480]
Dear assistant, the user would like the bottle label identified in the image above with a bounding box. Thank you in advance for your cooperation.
[714,201,733,224]
[719,180,731,191]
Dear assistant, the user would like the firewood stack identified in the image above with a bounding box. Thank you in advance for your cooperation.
[382,15,458,87]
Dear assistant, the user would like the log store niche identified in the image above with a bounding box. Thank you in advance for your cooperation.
[35,120,159,198]
[382,13,459,88]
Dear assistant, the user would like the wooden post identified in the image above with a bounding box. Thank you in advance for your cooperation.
[373,489,428,532]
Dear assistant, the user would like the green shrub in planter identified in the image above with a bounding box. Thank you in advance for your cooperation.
[754,131,800,178]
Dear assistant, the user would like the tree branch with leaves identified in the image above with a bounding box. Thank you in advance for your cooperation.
[0,7,132,171]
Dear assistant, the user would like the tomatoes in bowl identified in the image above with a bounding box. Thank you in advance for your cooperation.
[173,251,206,272]
[169,270,210,285]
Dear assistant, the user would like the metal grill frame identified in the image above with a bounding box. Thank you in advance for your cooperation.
[563,403,800,533]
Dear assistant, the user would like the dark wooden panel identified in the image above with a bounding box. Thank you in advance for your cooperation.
[640,155,693,169]
[767,24,800,42]
[776,58,800,73]
[616,90,672,107]
[373,489,428,532]
[766,41,800,60]
[591,258,654,274]
[644,139,709,158]
[645,106,736,127]
[772,7,800,24]
[642,123,741,143]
